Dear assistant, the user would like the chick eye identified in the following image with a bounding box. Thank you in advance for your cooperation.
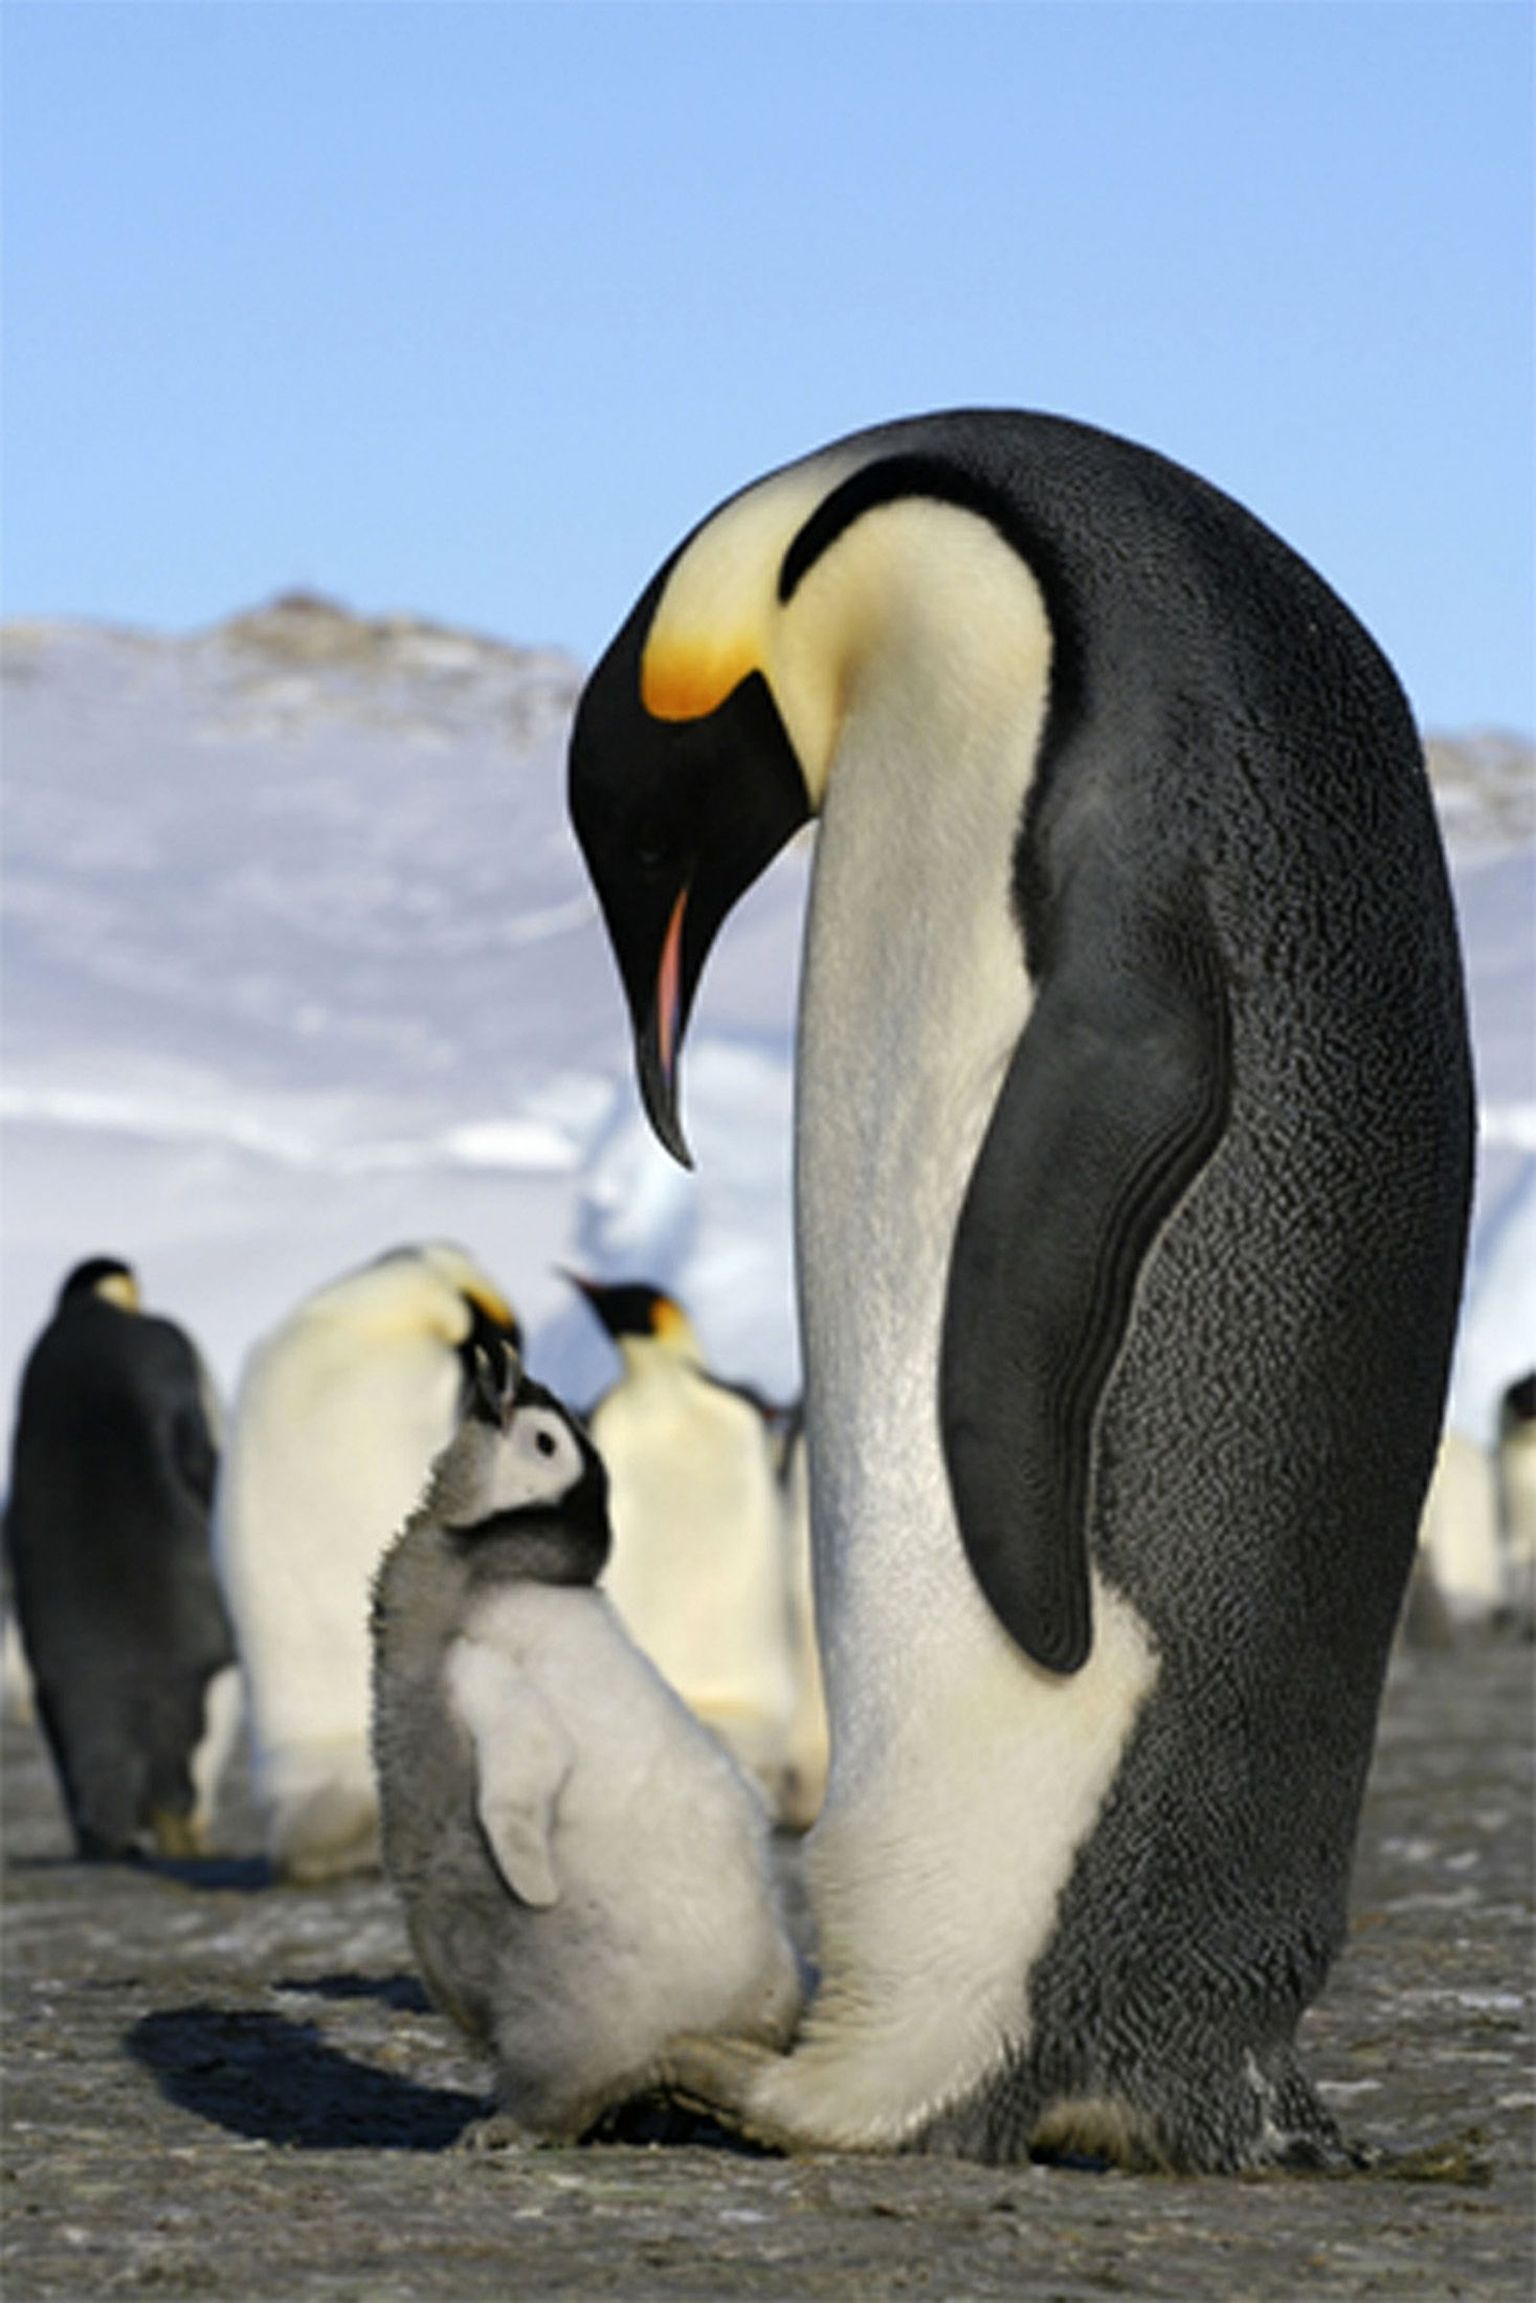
[535,1430,558,1458]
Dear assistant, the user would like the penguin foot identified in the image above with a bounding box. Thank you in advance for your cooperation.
[269,1783,381,1884]
[454,2110,539,2155]
[658,2033,798,2151]
[149,1807,208,1860]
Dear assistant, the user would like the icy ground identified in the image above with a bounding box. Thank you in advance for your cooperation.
[1,602,1531,1440]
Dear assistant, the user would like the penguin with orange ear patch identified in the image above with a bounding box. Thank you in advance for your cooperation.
[568,410,1474,2170]
[567,1275,804,1824]
[216,1241,520,1882]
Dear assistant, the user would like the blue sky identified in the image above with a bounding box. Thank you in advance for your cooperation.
[3,1,1532,734]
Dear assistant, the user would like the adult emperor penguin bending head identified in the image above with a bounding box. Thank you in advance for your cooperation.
[567,411,1474,2171]
[216,1242,520,1882]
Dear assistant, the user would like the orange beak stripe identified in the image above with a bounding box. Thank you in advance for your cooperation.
[657,884,689,1088]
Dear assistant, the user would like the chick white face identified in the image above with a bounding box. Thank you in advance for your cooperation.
[480,1399,589,1518]
[427,1344,607,1544]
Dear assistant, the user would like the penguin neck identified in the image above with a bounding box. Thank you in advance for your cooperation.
[793,586,1048,1695]
[615,1333,703,1387]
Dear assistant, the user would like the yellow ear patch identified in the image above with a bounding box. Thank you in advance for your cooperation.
[464,1281,517,1336]
[95,1271,141,1313]
[639,452,862,727]
[641,636,759,724]
[651,1296,701,1358]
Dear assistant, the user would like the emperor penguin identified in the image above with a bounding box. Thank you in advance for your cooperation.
[567,1274,803,1820]
[1415,1427,1505,1631]
[774,1404,831,1830]
[216,1241,520,1882]
[566,411,1475,2171]
[1497,1373,1536,1630]
[370,1343,802,2144]
[4,1258,238,1859]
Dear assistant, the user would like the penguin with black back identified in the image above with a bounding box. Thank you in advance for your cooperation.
[4,1257,237,1859]
[566,410,1475,2170]
[370,1342,802,2146]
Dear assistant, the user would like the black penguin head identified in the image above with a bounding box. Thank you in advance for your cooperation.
[566,433,1020,1169]
[453,1286,524,1401]
[562,1270,698,1357]
[57,1257,140,1313]
[569,607,809,1167]
[430,1344,610,1586]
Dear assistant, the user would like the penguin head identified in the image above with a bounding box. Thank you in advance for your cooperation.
[344,1241,522,1386]
[57,1256,141,1314]
[428,1343,610,1585]
[568,427,1052,1165]
[563,1272,702,1371]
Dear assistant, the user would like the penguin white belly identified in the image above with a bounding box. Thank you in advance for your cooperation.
[1499,1415,1536,1623]
[597,1374,795,1743]
[458,1584,799,2044]
[776,680,1160,2141]
[1417,1428,1505,1624]
[218,1333,460,1854]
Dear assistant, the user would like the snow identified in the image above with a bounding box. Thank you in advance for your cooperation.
[0,612,804,1421]
[0,608,1530,1448]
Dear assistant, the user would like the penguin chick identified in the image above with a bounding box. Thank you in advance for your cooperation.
[371,1346,803,2145]
[215,1241,520,1882]
[568,1274,803,1823]
[4,1257,238,1859]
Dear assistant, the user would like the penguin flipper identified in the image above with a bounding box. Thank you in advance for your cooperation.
[940,896,1230,1675]
[446,1639,575,1907]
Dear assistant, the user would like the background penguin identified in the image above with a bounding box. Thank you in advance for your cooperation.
[216,1240,519,1883]
[772,1404,831,1830]
[1497,1373,1536,1631]
[370,1342,802,2145]
[1414,1427,1506,1634]
[568,1274,807,1823]
[4,1257,238,1859]
[567,410,1474,2170]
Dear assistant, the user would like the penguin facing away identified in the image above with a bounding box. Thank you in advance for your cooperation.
[567,1273,805,1822]
[215,1241,520,1882]
[4,1258,238,1859]
[567,410,1475,2170]
[370,1343,802,2144]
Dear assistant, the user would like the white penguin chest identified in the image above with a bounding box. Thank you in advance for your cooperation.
[795,688,1037,1700]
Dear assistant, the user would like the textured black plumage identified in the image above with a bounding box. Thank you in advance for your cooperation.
[5,1270,236,1858]
[567,409,1475,2169]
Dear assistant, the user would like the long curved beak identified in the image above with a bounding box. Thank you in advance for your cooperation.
[637,884,694,1168]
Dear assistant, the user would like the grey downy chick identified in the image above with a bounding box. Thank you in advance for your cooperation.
[371,1343,803,2144]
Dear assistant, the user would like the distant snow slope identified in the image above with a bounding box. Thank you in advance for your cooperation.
[1,599,1530,1445]
[0,600,806,1419]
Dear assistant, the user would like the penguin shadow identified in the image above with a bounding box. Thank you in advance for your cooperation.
[127,1982,776,2157]
[4,1848,277,1892]
[141,1851,280,1892]
[126,2000,485,2151]
[273,1969,433,2013]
